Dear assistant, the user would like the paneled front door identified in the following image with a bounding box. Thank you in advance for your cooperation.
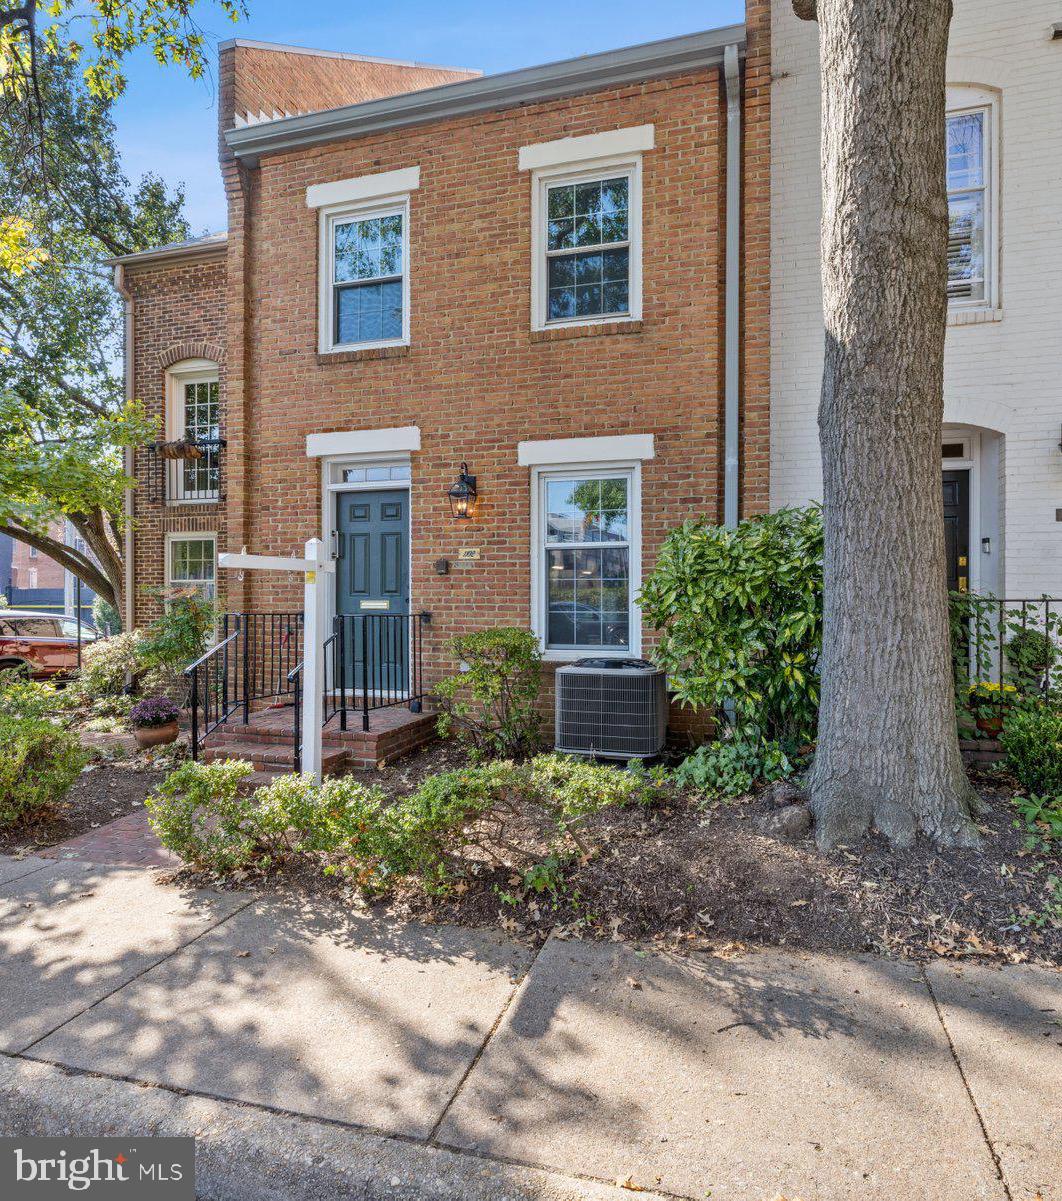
[942,469,971,594]
[336,489,409,692]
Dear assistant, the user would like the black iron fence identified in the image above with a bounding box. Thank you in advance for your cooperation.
[950,593,1061,732]
[289,612,429,772]
[142,437,226,505]
[185,611,303,760]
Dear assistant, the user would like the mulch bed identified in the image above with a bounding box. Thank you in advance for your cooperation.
[166,742,1061,969]
[0,763,164,856]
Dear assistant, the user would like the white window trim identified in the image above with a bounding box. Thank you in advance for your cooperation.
[530,460,642,662]
[165,532,217,601]
[164,359,220,505]
[519,433,654,467]
[307,425,421,459]
[518,125,654,172]
[946,87,999,314]
[529,152,644,333]
[306,166,420,210]
[317,193,412,355]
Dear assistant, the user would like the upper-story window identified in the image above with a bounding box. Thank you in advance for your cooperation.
[520,125,652,332]
[330,206,405,347]
[165,359,221,503]
[308,167,420,355]
[946,89,997,310]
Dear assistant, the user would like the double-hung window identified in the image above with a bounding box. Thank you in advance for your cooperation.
[309,168,419,354]
[166,360,221,502]
[330,206,405,347]
[536,468,638,655]
[946,95,996,308]
[167,535,216,601]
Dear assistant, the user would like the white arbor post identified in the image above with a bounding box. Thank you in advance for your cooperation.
[217,538,335,783]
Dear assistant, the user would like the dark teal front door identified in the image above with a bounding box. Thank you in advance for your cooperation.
[336,489,409,692]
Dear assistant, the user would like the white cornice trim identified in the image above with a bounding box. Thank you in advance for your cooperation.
[518,124,655,172]
[306,426,421,458]
[306,166,421,209]
[517,434,655,467]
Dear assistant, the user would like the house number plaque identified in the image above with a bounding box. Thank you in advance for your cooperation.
[457,548,481,561]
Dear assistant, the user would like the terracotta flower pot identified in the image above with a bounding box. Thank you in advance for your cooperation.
[134,720,180,749]
[975,713,1004,738]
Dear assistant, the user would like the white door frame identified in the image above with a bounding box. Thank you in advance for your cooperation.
[942,427,981,596]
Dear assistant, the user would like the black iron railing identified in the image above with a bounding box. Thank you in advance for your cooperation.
[142,437,226,505]
[185,611,303,761]
[950,593,1061,732]
[288,612,430,772]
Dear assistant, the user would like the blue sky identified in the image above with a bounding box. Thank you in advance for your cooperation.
[112,0,744,235]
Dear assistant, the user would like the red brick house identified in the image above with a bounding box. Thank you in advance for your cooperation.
[111,7,770,763]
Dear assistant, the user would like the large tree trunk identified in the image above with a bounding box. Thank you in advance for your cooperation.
[800,0,979,848]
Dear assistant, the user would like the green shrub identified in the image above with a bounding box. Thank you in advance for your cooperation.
[137,590,217,678]
[1006,628,1056,693]
[435,628,542,757]
[0,715,86,827]
[91,596,122,636]
[146,759,258,871]
[0,671,61,721]
[1011,793,1062,852]
[672,735,794,800]
[638,506,823,747]
[1000,702,1062,796]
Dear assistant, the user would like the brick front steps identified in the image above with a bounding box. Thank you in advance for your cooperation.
[201,704,437,779]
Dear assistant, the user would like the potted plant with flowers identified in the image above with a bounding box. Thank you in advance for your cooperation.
[966,681,1018,737]
[129,696,181,749]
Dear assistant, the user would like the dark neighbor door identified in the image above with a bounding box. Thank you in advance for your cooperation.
[336,489,409,692]
[942,469,971,594]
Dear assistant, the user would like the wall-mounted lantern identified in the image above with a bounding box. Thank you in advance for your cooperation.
[447,462,478,519]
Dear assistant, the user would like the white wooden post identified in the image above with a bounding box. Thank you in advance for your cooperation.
[217,540,335,784]
[300,538,328,782]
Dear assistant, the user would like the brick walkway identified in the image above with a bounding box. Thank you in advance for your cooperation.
[39,811,179,869]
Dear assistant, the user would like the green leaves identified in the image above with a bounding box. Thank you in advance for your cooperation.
[638,506,824,746]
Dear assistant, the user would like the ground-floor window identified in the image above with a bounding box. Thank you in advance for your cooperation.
[535,465,639,656]
[166,534,217,601]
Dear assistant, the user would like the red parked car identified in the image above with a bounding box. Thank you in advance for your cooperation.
[0,610,98,679]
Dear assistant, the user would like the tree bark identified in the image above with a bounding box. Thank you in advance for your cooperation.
[806,0,979,848]
[0,519,120,610]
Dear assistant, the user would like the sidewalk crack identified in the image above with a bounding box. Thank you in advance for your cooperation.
[426,933,549,1144]
[920,964,1014,1201]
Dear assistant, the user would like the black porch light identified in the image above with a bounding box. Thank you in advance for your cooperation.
[447,461,478,519]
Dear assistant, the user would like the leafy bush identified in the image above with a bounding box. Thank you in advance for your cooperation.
[148,753,668,893]
[91,596,122,635]
[0,715,86,827]
[435,627,542,757]
[638,506,823,747]
[0,671,61,721]
[145,759,258,872]
[672,735,794,800]
[129,696,181,729]
[1011,793,1062,852]
[1000,702,1062,796]
[78,630,168,700]
[1006,628,1056,692]
[136,590,217,678]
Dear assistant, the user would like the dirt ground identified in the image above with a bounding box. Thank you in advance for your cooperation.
[162,742,1061,969]
[0,763,163,856]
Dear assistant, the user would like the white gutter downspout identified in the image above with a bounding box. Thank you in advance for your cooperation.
[114,263,136,633]
[723,42,742,529]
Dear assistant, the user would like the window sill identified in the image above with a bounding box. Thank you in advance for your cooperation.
[317,344,410,365]
[531,320,643,344]
[948,306,1003,328]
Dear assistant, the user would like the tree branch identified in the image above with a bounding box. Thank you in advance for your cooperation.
[0,520,116,605]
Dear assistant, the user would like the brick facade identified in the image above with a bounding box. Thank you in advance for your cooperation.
[122,18,771,719]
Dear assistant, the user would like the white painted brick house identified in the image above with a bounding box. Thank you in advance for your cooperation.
[770,0,1062,602]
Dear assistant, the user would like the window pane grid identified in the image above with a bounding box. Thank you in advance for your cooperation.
[170,538,216,600]
[332,210,405,345]
[543,475,631,650]
[181,380,220,498]
[545,174,631,322]
[946,110,987,303]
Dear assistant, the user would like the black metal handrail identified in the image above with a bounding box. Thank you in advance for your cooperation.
[185,623,241,760]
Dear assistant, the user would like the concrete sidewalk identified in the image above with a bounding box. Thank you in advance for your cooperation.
[0,852,1058,1201]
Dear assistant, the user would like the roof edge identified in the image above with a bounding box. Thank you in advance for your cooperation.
[218,38,480,77]
[105,233,228,269]
[226,24,746,164]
